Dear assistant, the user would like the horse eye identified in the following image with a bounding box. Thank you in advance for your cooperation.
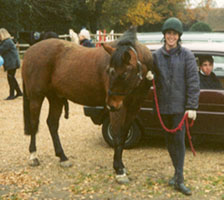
[107,67,115,75]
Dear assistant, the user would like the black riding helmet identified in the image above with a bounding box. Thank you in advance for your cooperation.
[162,17,183,36]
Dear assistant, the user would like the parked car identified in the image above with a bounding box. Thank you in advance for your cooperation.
[83,42,224,149]
[137,32,224,44]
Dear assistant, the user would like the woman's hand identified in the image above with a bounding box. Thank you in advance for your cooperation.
[185,110,197,120]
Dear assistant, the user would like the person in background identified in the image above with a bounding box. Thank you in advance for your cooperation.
[0,28,22,100]
[69,29,79,45]
[78,28,95,47]
[152,17,200,195]
[198,55,223,89]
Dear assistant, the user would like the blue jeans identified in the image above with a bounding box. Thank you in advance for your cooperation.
[162,113,186,184]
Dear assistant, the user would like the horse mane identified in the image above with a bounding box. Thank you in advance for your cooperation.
[110,26,138,68]
[117,26,137,47]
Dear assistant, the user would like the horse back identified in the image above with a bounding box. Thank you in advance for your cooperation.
[22,39,110,106]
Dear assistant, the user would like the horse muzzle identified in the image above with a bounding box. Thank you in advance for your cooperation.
[106,104,122,112]
[106,95,124,112]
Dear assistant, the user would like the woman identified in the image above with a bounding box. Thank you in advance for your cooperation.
[0,28,22,100]
[78,28,95,47]
[153,17,200,195]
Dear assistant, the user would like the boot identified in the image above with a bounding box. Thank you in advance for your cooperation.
[4,95,16,100]
[168,175,176,186]
[5,73,15,100]
[5,85,15,100]
[12,76,23,98]
[175,182,192,196]
[15,91,23,98]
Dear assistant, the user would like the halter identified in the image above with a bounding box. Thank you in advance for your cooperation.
[129,46,143,80]
[108,46,143,96]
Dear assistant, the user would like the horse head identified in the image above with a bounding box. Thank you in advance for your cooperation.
[102,41,146,111]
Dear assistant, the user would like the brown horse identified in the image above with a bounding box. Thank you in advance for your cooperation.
[22,27,153,183]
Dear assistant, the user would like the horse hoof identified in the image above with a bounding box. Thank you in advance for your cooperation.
[60,160,73,168]
[28,158,40,167]
[116,174,130,184]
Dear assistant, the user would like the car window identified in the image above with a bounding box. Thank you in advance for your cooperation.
[195,54,224,90]
[213,56,224,77]
[195,54,224,77]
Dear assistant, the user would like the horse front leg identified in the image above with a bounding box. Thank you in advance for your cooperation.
[113,128,130,184]
[47,96,72,168]
[111,103,142,184]
[110,109,130,184]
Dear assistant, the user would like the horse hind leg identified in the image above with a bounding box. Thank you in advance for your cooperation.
[28,96,44,166]
[47,95,72,168]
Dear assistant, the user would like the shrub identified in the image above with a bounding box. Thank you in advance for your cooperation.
[189,22,212,32]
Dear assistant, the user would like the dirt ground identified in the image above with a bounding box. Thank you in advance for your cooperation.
[0,67,224,200]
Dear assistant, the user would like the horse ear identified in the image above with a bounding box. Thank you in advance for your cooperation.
[122,51,131,64]
[128,49,137,67]
[102,43,115,55]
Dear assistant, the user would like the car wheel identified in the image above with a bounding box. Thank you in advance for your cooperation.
[102,117,142,149]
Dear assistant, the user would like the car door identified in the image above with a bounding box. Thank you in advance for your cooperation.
[138,87,163,135]
[193,89,224,135]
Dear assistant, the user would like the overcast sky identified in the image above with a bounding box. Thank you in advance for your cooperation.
[190,0,224,8]
[211,0,224,7]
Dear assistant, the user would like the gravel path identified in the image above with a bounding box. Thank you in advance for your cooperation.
[0,68,224,200]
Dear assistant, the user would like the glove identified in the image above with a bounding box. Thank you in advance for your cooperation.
[146,71,154,80]
[185,110,197,120]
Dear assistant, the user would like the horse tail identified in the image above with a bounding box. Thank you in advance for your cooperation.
[63,98,69,119]
[23,82,32,135]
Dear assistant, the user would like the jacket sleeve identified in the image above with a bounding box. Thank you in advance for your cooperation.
[185,50,200,110]
[152,52,159,75]
[0,39,13,55]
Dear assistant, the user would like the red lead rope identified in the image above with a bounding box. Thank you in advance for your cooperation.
[152,79,196,156]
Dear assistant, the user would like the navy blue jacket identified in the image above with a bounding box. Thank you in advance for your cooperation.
[80,39,95,47]
[199,71,222,89]
[0,38,20,71]
[153,44,200,114]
